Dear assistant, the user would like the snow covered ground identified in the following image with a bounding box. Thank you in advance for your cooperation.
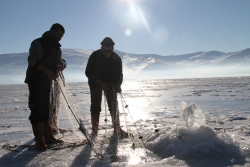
[0,77,250,167]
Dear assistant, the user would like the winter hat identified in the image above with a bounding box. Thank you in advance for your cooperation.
[101,37,115,46]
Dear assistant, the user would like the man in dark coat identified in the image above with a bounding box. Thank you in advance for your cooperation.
[25,23,66,151]
[85,37,128,137]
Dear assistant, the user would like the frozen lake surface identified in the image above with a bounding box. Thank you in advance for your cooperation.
[0,77,250,167]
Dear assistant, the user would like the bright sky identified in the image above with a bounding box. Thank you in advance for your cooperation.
[0,0,250,56]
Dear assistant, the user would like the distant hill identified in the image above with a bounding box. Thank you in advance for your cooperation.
[0,48,249,84]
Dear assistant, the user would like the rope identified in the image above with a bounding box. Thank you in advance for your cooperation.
[119,93,145,148]
[109,88,120,144]
[104,91,108,136]
[56,73,103,159]
[57,77,80,125]
[119,93,134,144]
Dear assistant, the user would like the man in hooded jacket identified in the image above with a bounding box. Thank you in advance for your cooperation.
[25,23,66,151]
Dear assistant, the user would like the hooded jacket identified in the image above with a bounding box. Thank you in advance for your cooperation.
[25,31,66,86]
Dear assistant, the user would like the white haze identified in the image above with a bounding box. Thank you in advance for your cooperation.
[0,48,250,84]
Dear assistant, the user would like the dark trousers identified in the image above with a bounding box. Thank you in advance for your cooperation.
[28,83,50,125]
[90,84,118,115]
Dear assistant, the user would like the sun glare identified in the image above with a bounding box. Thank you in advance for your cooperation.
[127,148,148,165]
[125,28,132,36]
[119,81,149,121]
[111,0,151,36]
[127,2,151,33]
[128,156,141,165]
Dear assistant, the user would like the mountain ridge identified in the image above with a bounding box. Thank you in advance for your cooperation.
[0,48,249,84]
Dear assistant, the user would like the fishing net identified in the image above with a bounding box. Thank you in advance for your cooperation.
[47,73,144,158]
[48,73,86,144]
[49,79,61,133]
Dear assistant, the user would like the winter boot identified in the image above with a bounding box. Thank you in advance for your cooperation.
[91,114,100,136]
[43,121,64,144]
[32,122,47,151]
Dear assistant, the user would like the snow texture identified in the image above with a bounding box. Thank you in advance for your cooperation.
[0,77,250,167]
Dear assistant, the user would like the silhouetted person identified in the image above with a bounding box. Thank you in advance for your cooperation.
[25,23,66,151]
[85,37,128,137]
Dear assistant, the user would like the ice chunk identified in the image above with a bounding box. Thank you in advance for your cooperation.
[180,101,205,129]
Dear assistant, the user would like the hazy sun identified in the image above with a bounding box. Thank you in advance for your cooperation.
[111,0,150,36]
